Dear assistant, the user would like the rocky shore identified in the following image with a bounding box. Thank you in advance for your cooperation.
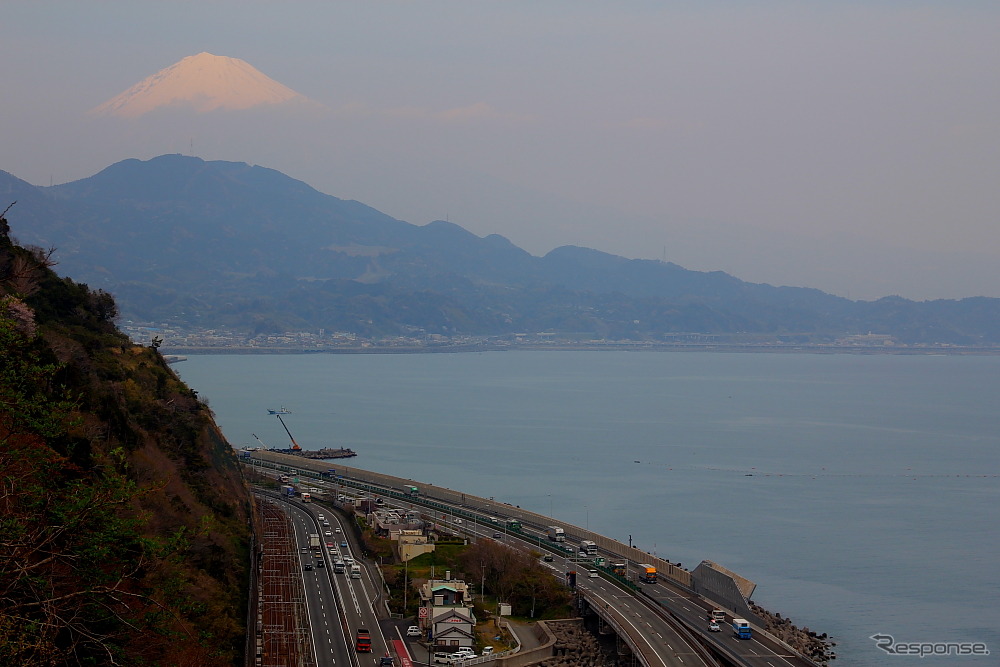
[749,601,836,663]
[536,620,608,667]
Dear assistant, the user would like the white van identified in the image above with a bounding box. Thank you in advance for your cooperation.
[587,570,599,578]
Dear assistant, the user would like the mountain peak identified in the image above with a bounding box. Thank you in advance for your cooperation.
[90,52,313,118]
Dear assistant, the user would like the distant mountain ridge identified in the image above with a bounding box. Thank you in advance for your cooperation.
[4,154,999,345]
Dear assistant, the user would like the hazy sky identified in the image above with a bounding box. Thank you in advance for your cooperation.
[5,1,1000,300]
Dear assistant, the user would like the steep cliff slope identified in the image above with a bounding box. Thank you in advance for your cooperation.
[0,210,251,665]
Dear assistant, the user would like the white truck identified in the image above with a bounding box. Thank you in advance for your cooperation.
[546,526,566,542]
[308,533,321,551]
[580,539,597,555]
[350,563,362,579]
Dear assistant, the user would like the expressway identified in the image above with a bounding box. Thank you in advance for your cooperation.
[247,452,819,667]
[509,523,813,667]
[263,490,397,667]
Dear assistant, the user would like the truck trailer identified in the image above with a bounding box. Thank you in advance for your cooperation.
[309,534,321,551]
[546,526,566,542]
[580,540,597,556]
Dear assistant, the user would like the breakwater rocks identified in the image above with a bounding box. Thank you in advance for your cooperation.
[269,447,357,459]
[536,620,608,667]
[749,601,836,663]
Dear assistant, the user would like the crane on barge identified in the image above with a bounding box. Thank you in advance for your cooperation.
[260,407,357,460]
[269,408,301,451]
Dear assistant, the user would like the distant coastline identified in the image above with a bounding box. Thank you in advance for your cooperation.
[158,341,1000,356]
[132,322,1000,356]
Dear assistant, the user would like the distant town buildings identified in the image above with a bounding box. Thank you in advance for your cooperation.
[121,321,982,354]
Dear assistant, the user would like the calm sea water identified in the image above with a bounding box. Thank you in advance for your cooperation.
[176,351,1000,666]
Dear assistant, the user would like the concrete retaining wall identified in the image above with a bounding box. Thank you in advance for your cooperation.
[690,561,760,624]
[494,620,559,667]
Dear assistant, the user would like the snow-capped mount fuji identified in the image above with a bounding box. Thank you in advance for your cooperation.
[90,52,314,118]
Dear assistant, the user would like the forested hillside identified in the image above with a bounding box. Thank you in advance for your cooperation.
[0,209,251,665]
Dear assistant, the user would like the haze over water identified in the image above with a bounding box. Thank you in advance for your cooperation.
[176,351,1000,666]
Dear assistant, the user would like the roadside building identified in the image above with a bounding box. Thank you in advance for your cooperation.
[419,575,476,652]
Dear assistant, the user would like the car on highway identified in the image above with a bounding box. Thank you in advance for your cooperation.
[543,555,554,562]
[325,530,333,537]
[406,625,421,637]
[304,563,313,571]
[341,541,348,548]
[708,620,721,632]
[492,532,502,539]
